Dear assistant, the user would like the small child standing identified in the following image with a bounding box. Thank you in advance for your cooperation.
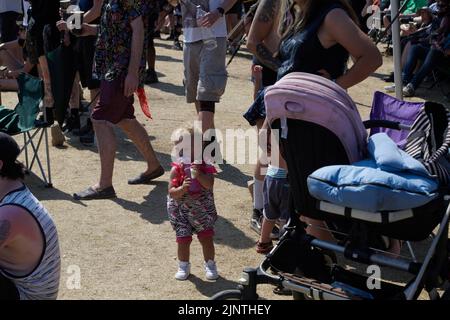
[168,127,219,281]
[256,123,290,254]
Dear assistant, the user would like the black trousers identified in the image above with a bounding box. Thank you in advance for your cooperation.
[0,11,20,43]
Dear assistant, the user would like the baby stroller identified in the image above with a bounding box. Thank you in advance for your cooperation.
[212,73,450,300]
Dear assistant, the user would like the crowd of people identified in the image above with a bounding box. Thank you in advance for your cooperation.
[378,0,450,96]
[0,0,449,300]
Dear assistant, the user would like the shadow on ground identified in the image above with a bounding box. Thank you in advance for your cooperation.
[112,180,255,249]
[24,172,88,207]
[216,161,252,188]
[149,81,185,97]
[156,54,183,63]
[188,274,240,298]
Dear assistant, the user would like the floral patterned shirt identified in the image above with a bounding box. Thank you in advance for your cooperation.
[93,0,148,85]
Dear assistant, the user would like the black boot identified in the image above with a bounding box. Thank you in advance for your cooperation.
[80,129,95,145]
[75,118,93,137]
[63,109,81,133]
[36,107,55,127]
[79,119,95,145]
[144,69,159,84]
[383,72,394,82]
[173,39,182,51]
[167,30,175,40]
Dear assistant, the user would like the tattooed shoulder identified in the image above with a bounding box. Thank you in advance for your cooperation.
[257,0,278,24]
[0,219,11,246]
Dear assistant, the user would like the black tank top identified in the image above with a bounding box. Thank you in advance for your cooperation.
[277,2,349,81]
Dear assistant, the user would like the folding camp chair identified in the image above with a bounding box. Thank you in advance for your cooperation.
[0,73,52,187]
[365,91,433,262]
[369,91,424,148]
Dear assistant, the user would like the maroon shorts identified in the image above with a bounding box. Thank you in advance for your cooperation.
[91,77,135,124]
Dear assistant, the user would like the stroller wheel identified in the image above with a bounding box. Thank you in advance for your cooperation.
[210,289,243,300]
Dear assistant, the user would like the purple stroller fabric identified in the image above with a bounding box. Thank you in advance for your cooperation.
[370,91,424,148]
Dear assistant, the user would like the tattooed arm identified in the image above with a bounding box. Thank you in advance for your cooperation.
[254,42,281,72]
[246,0,282,72]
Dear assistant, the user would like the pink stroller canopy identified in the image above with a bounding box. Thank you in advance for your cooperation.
[265,72,368,164]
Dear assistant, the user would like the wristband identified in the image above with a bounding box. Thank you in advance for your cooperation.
[217,7,225,16]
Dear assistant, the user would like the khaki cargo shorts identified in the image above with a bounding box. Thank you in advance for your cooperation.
[183,37,228,103]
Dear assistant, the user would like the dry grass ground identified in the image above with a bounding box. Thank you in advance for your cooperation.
[1,39,448,300]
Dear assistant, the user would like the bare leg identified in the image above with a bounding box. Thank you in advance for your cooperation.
[69,73,80,110]
[199,111,215,134]
[90,88,100,107]
[195,101,200,114]
[199,236,215,262]
[178,242,190,262]
[116,118,161,174]
[38,56,54,108]
[388,239,402,256]
[260,218,276,243]
[301,216,336,242]
[92,120,117,189]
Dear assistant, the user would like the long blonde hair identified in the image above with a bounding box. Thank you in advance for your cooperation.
[276,0,296,38]
[281,0,359,39]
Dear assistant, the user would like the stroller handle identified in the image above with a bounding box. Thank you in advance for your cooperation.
[363,120,411,131]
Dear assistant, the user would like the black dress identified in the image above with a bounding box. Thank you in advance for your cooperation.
[244,2,349,127]
[277,2,349,81]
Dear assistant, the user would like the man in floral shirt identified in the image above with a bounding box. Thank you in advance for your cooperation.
[74,0,164,200]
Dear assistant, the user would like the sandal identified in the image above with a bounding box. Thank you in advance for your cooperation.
[73,186,117,201]
[256,240,273,254]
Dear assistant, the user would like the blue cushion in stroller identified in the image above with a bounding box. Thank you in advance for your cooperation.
[308,133,439,212]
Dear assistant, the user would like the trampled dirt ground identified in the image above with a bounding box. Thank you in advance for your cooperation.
[1,38,449,300]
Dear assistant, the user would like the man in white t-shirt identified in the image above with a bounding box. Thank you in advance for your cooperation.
[180,0,238,143]
[0,0,22,43]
